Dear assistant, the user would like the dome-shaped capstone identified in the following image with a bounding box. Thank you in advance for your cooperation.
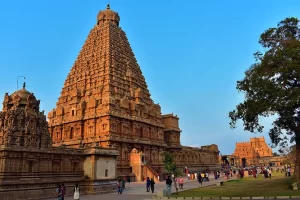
[97,4,120,26]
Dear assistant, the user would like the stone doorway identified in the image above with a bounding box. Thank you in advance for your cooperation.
[241,158,246,168]
[221,156,229,166]
[230,158,235,166]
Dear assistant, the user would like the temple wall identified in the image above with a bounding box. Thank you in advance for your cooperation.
[95,156,116,179]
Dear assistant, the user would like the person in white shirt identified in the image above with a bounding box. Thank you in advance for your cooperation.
[268,168,272,178]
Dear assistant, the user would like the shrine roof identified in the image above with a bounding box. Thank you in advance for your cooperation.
[10,88,33,104]
[97,4,120,24]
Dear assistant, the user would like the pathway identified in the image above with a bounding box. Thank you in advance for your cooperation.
[47,175,233,200]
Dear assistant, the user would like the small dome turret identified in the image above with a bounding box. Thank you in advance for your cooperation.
[97,4,120,26]
[0,83,52,148]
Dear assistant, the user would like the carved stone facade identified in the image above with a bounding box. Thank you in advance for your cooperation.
[0,84,118,199]
[0,84,52,149]
[48,5,220,179]
[232,137,273,167]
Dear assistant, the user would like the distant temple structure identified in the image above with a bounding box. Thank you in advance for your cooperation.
[220,137,284,168]
[233,137,272,167]
[48,4,220,181]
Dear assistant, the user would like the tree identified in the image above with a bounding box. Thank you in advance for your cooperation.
[281,145,296,165]
[273,152,280,157]
[229,17,300,179]
[163,152,182,194]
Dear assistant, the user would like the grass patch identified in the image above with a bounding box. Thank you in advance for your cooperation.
[173,172,300,197]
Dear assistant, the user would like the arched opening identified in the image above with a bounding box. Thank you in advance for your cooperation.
[140,127,143,138]
[28,161,33,172]
[221,156,229,166]
[70,127,74,139]
[105,169,108,177]
[72,162,78,171]
[242,158,247,168]
[230,158,235,166]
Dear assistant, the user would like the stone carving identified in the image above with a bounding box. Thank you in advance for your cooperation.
[0,85,52,148]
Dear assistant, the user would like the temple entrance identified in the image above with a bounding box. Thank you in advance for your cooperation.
[221,156,229,167]
[141,154,145,164]
[230,158,235,166]
[242,158,246,168]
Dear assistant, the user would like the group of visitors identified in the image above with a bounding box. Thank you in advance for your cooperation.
[187,171,210,182]
[262,167,272,178]
[56,183,80,200]
[146,177,156,193]
[117,178,126,194]
[284,166,292,177]
[213,171,221,179]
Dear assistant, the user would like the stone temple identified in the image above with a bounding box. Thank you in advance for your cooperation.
[221,137,283,168]
[0,82,120,199]
[48,5,219,181]
[232,137,272,167]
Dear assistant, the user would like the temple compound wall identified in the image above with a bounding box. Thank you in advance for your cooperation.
[0,85,118,200]
[48,5,220,182]
[232,137,273,167]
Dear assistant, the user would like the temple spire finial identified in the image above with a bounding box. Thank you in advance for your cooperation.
[107,3,110,9]
[23,82,26,89]
[17,76,26,90]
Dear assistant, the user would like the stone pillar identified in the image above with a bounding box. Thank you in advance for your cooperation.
[129,148,142,182]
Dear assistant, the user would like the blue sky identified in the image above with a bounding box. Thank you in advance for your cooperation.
[0,0,299,154]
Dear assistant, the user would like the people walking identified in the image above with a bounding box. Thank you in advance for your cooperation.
[179,176,184,189]
[117,179,123,194]
[127,176,131,187]
[61,184,66,200]
[206,172,209,181]
[56,184,62,200]
[268,168,272,178]
[198,173,203,186]
[166,176,173,195]
[73,184,80,200]
[121,178,126,190]
[150,178,155,193]
[146,177,151,192]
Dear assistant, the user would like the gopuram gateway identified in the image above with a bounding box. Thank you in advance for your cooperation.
[221,137,284,168]
[48,4,220,181]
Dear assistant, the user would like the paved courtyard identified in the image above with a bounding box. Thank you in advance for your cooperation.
[49,175,232,200]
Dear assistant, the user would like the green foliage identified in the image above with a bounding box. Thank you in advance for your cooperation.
[163,152,182,177]
[273,152,280,156]
[281,144,296,164]
[174,172,299,197]
[229,17,300,148]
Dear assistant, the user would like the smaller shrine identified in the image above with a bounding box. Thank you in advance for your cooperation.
[220,137,284,168]
[0,83,119,199]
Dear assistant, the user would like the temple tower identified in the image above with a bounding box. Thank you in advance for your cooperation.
[0,83,52,149]
[48,5,173,175]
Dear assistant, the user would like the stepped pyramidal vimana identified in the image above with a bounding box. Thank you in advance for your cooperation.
[48,4,219,178]
[0,4,219,199]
